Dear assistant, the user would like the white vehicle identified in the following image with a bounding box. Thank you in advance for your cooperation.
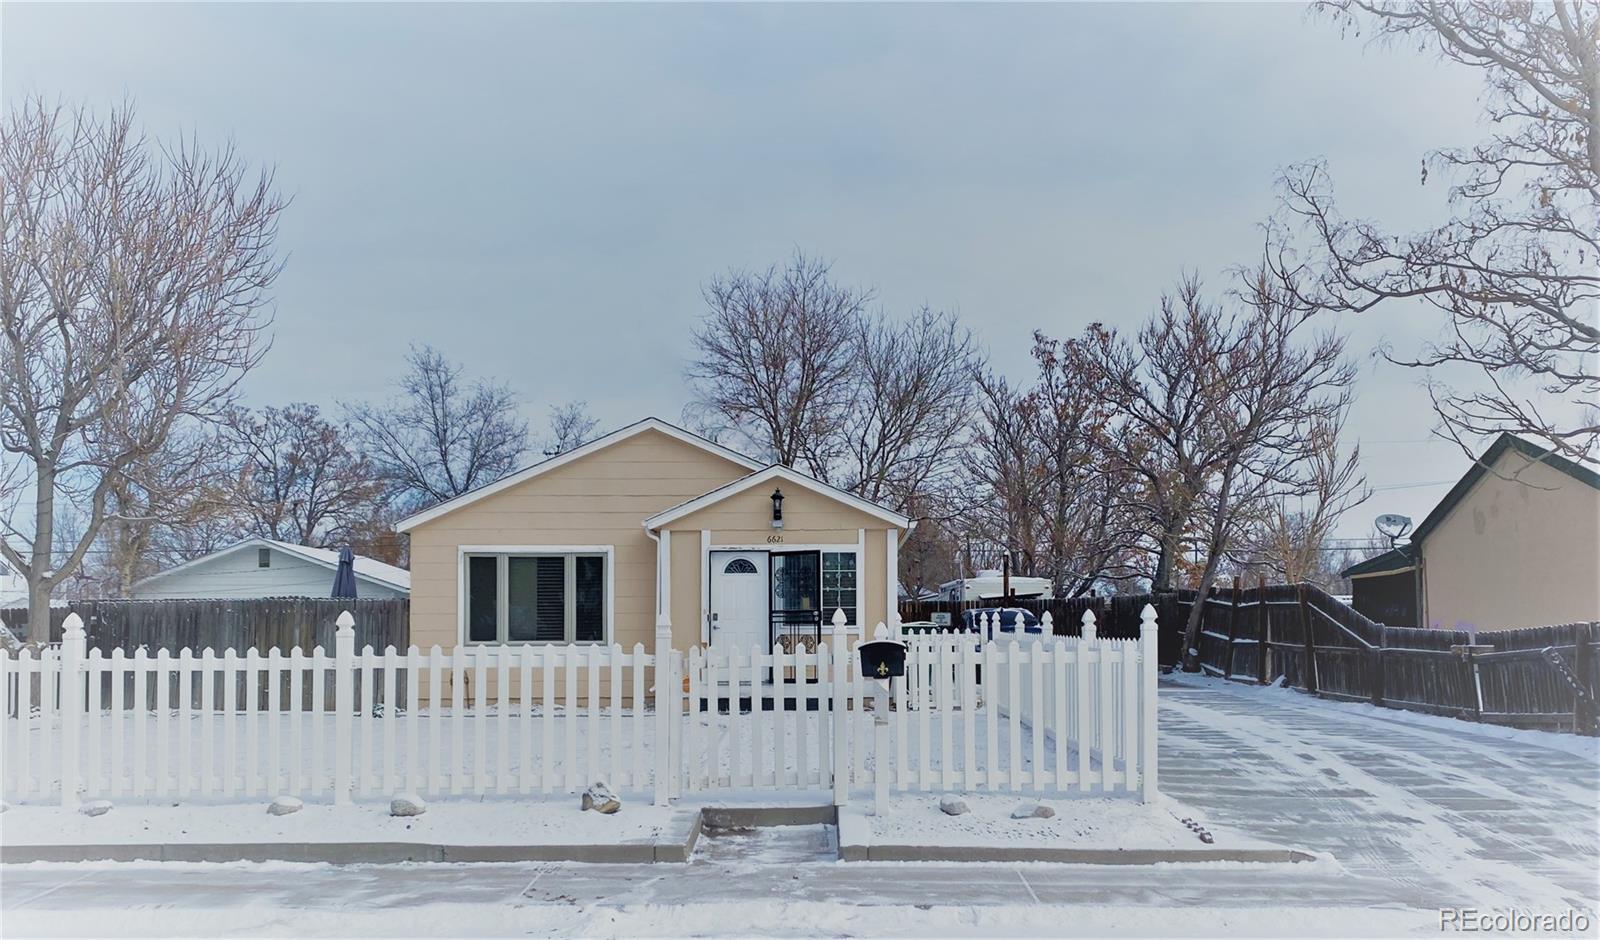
[937,570,1053,603]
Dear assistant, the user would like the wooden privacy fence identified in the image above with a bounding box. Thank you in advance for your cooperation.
[2,606,1161,808]
[0,597,409,655]
[901,593,1189,666]
[1184,580,1599,735]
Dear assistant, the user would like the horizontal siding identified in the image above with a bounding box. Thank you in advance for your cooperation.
[407,428,752,651]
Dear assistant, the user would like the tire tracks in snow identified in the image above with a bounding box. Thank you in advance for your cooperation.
[1163,694,1589,912]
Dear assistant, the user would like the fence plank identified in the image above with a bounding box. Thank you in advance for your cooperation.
[311,647,326,796]
[132,648,147,798]
[87,649,103,795]
[428,646,444,796]
[519,647,534,794]
[290,648,305,795]
[473,650,488,796]
[540,647,554,795]
[383,646,399,795]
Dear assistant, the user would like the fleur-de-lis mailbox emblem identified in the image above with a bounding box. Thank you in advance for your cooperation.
[876,660,889,678]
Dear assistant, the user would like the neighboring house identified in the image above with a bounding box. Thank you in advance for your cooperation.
[129,538,410,600]
[1341,434,1600,632]
[397,418,912,658]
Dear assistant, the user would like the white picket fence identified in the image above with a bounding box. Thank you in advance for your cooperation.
[2,606,1159,808]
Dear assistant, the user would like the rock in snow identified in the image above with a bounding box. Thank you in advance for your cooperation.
[389,794,427,817]
[80,800,113,817]
[938,796,971,816]
[1010,802,1056,819]
[268,796,304,816]
[581,782,620,814]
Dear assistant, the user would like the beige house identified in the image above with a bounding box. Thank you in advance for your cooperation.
[398,418,911,662]
[1344,434,1600,632]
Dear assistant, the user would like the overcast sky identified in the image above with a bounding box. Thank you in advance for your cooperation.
[4,2,1505,541]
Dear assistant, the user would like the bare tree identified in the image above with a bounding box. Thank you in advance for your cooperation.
[226,404,384,546]
[1085,260,1359,669]
[1282,1,1599,463]
[544,400,600,456]
[345,345,529,513]
[1235,415,1368,585]
[1026,332,1148,596]
[0,99,283,628]
[687,252,866,470]
[966,372,1044,579]
[833,307,981,511]
[94,428,241,594]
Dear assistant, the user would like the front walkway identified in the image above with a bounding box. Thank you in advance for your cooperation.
[4,677,1595,937]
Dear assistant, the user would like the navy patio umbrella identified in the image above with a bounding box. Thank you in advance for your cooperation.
[331,546,359,599]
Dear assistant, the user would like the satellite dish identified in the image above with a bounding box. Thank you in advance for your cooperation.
[1374,514,1413,544]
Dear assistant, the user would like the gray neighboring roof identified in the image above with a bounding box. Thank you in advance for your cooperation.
[132,538,411,594]
[1340,545,1416,579]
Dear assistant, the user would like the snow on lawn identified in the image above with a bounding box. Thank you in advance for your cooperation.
[863,792,1274,850]
[0,796,673,846]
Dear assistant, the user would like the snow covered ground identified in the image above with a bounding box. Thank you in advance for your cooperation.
[1,796,673,847]
[860,792,1273,851]
[3,675,1595,937]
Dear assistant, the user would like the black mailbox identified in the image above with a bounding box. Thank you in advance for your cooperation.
[858,639,907,679]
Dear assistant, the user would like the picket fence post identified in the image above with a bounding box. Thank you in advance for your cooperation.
[59,613,86,809]
[654,613,672,806]
[831,607,848,806]
[1139,603,1159,803]
[334,611,355,806]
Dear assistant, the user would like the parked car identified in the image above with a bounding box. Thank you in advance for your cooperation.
[962,607,1043,639]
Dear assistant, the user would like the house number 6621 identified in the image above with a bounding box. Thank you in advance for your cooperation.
[766,534,784,544]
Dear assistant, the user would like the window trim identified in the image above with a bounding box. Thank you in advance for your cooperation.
[457,545,615,646]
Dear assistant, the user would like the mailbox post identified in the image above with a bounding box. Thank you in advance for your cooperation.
[858,624,907,816]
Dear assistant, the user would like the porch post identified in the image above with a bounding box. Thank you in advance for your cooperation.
[885,529,899,637]
[658,530,671,623]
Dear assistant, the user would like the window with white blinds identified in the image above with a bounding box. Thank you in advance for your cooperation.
[465,552,607,644]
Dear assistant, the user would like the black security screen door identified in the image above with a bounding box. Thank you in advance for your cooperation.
[770,551,821,649]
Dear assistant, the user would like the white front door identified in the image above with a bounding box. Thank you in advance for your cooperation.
[710,551,769,653]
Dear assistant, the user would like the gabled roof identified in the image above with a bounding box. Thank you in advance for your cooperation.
[1340,544,1416,579]
[132,538,411,592]
[1410,433,1600,547]
[394,418,765,533]
[642,463,913,531]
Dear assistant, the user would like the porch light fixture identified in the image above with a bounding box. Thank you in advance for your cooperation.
[771,488,785,528]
